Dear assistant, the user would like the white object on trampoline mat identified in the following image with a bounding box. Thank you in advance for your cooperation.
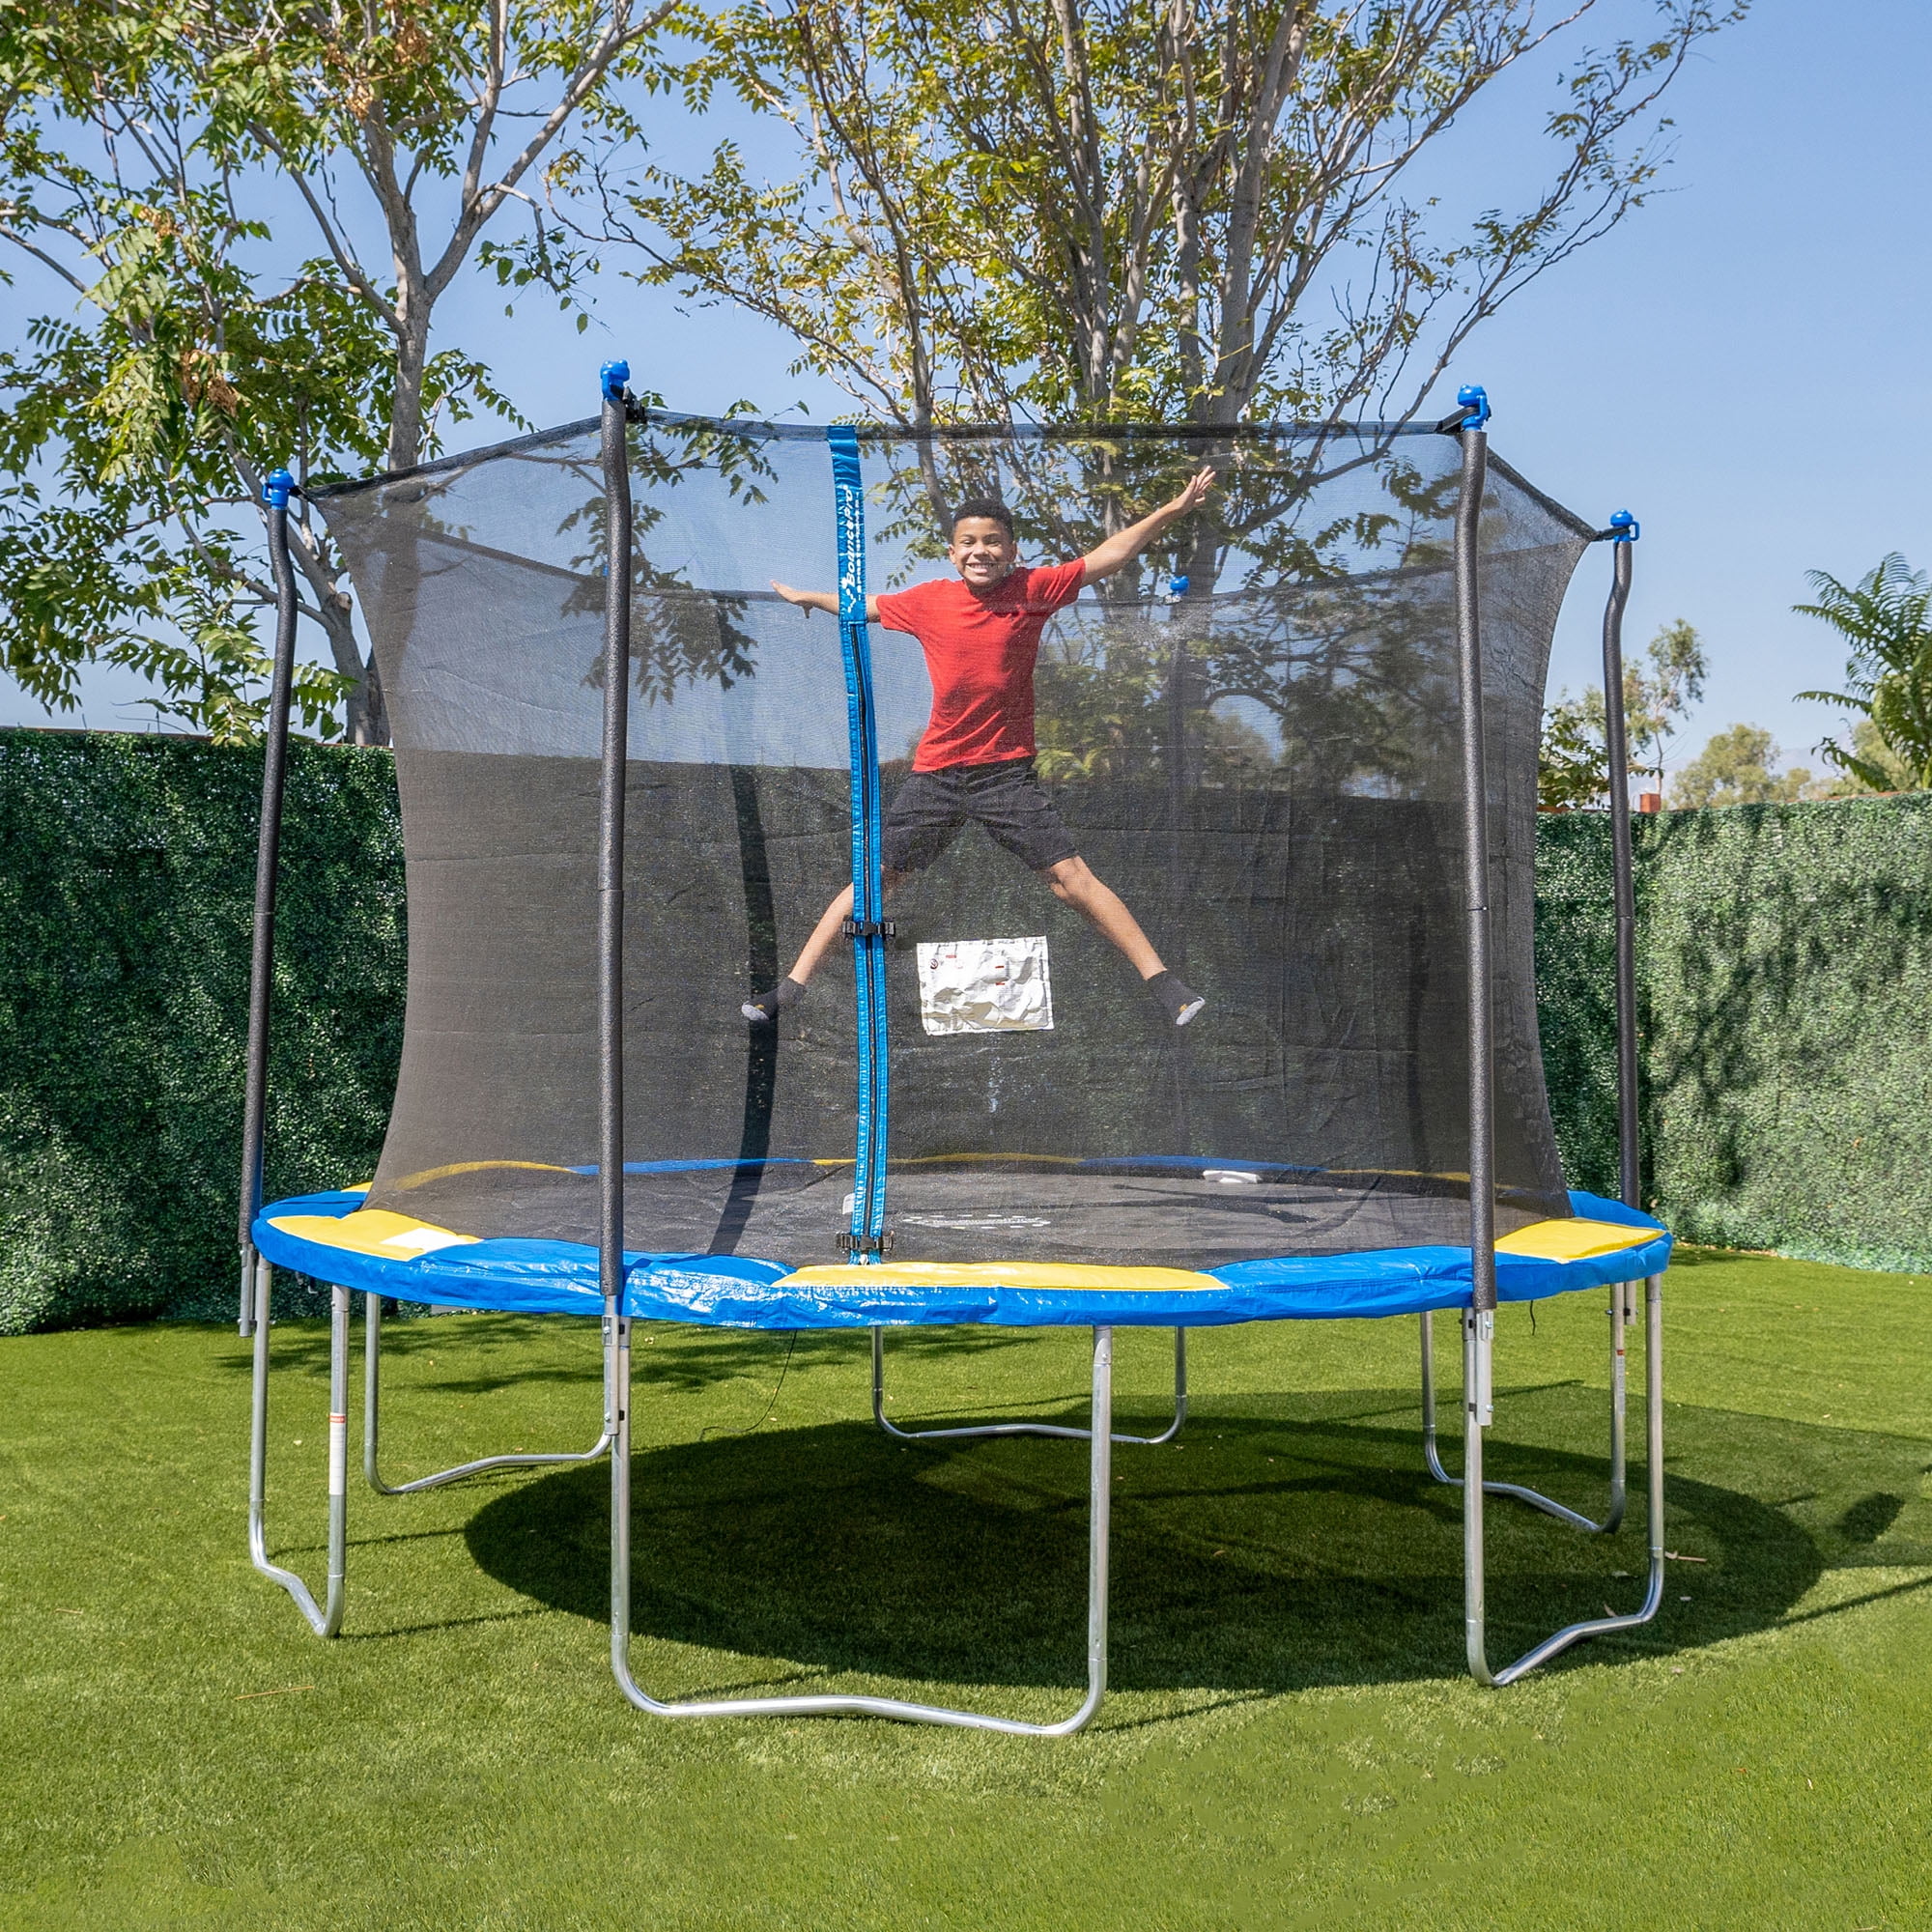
[916,936,1054,1036]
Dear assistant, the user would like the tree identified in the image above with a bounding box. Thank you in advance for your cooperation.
[0,0,671,743]
[1537,616,1706,810]
[1795,553,1932,793]
[1537,695,1607,810]
[1667,722,1821,809]
[607,0,1742,438]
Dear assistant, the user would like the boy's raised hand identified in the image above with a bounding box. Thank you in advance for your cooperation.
[1169,466,1217,516]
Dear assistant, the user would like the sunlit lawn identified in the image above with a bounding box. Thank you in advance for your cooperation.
[3,1246,1928,1929]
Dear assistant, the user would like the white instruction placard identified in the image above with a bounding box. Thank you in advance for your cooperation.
[916,936,1054,1037]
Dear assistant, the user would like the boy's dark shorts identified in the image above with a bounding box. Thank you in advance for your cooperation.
[881,757,1079,874]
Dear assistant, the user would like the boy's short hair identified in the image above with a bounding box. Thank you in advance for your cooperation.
[949,497,1015,538]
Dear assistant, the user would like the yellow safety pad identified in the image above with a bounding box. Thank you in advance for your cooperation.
[778,1261,1223,1293]
[384,1158,576,1192]
[267,1209,479,1260]
[1495,1218,1658,1262]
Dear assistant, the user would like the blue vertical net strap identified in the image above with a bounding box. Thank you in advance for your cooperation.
[828,426,889,1258]
[311,413,1594,1274]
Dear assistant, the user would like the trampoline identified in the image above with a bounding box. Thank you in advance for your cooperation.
[239,372,1667,1733]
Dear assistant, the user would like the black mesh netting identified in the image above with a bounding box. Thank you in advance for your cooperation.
[314,414,1593,1270]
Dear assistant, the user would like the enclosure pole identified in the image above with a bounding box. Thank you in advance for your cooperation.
[597,359,635,1677]
[1452,389,1497,1327]
[1451,385,1498,1685]
[1600,513,1641,1208]
[237,468,302,1336]
[1463,1308,1493,1684]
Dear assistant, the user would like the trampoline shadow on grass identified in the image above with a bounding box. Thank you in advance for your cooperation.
[464,1385,1842,1700]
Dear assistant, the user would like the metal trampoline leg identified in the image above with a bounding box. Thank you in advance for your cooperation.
[246,1258,346,1637]
[612,1319,1114,1732]
[362,1293,613,1495]
[1420,1296,1628,1533]
[870,1322,1184,1447]
[1465,1276,1665,1687]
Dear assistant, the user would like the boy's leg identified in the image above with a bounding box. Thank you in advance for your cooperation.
[745,771,959,1020]
[1040,857,1163,979]
[742,874,908,1021]
[971,760,1207,1025]
[1040,858,1204,1026]
[787,882,859,986]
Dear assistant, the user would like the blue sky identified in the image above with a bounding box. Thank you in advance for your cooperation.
[6,0,1927,777]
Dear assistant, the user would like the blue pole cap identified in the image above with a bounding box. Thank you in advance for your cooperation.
[1169,573,1190,599]
[1455,384,1492,429]
[1609,508,1639,542]
[600,359,631,404]
[261,468,295,509]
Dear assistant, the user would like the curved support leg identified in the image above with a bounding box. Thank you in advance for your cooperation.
[246,1259,346,1637]
[363,1294,613,1495]
[612,1318,1114,1733]
[870,1323,1185,1447]
[1421,1292,1629,1533]
[1466,1276,1665,1687]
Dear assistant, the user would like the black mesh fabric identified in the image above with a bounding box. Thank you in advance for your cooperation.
[315,415,1594,1270]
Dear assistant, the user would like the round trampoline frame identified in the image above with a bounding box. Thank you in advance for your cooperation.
[237,386,1665,1730]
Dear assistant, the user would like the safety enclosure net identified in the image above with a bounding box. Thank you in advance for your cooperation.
[314,414,1594,1272]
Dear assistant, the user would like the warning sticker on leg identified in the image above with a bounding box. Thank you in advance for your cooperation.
[916,937,1054,1036]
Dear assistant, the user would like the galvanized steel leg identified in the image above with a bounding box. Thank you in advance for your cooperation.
[246,1257,346,1637]
[1420,1292,1629,1533]
[870,1322,1184,1447]
[362,1293,613,1494]
[1464,1275,1664,1687]
[612,1321,1114,1732]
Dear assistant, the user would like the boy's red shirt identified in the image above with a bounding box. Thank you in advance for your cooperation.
[875,559,1085,772]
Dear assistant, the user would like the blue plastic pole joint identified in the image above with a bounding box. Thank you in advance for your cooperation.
[261,469,296,509]
[1608,508,1639,543]
[600,360,631,405]
[1456,384,1492,430]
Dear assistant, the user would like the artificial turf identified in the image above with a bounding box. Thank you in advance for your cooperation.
[2,1247,1928,1930]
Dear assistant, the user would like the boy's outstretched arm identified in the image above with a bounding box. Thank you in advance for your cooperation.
[772,581,882,621]
[1078,467,1217,587]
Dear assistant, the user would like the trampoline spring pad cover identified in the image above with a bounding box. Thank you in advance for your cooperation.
[255,1189,1668,1327]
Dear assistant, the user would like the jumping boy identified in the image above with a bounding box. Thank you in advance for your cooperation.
[747,466,1217,1028]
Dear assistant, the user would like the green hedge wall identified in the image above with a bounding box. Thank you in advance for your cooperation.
[0,731,404,1332]
[1645,798,1931,1269]
[2,729,1926,1333]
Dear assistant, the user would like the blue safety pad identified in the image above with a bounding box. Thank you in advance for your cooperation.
[254,1189,1667,1327]
[252,1191,789,1316]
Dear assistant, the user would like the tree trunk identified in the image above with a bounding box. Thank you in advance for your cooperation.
[353,653,391,748]
[313,591,386,747]
[387,315,432,476]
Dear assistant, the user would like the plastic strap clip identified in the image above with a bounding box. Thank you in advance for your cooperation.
[838,1231,895,1257]
[841,917,895,939]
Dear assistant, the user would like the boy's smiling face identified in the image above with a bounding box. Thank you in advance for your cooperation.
[949,516,1017,592]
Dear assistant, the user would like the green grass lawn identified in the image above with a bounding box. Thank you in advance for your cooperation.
[3,1247,1929,1930]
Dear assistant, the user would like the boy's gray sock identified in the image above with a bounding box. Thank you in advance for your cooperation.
[743,976,809,1024]
[1145,969,1205,1027]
